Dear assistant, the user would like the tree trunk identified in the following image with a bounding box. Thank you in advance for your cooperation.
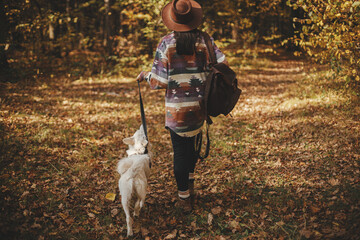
[104,0,112,55]
[75,0,80,48]
[231,21,238,42]
[0,0,9,80]
[49,22,55,40]
[65,0,72,53]
[66,0,71,32]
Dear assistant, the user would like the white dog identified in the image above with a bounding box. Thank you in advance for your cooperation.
[117,125,151,236]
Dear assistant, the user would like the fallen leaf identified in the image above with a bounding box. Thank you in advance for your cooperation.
[276,221,285,226]
[210,186,218,193]
[229,220,239,229]
[23,210,29,216]
[211,206,221,215]
[329,178,339,186]
[65,217,74,225]
[165,229,177,239]
[105,192,116,201]
[21,191,30,198]
[208,213,213,225]
[31,223,42,229]
[111,208,118,217]
[169,217,176,225]
[88,213,95,218]
[310,205,321,214]
[58,213,68,219]
[300,228,312,238]
[191,220,197,229]
[216,199,223,205]
[141,227,149,237]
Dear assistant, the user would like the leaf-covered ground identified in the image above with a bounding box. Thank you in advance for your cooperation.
[1,52,359,239]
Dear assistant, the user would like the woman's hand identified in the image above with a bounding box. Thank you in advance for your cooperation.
[136,71,147,82]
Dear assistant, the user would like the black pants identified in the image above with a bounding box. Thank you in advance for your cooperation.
[169,129,198,192]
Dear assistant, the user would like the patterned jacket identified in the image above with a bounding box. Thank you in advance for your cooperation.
[145,32,226,137]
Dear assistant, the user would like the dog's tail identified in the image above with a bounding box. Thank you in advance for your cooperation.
[130,155,150,178]
[117,157,133,176]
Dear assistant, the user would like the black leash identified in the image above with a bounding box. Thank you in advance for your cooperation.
[137,80,149,155]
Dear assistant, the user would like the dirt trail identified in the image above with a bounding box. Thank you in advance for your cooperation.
[0,54,359,239]
[237,56,305,117]
[144,54,359,239]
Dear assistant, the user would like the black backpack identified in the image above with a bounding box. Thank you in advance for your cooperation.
[203,32,242,120]
[196,32,242,159]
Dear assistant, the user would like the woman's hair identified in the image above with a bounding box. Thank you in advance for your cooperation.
[174,29,201,55]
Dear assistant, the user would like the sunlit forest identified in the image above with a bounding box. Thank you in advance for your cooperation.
[1,0,359,239]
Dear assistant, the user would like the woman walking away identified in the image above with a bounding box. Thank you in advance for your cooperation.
[137,0,227,212]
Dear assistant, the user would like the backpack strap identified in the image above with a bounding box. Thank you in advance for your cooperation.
[195,32,218,160]
[202,32,217,65]
[202,32,216,123]
[195,123,210,160]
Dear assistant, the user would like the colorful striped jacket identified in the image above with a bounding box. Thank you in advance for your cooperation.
[145,32,226,137]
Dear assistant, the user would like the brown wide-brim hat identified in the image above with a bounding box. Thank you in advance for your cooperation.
[162,0,203,32]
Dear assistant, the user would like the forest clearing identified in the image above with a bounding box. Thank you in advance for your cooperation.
[1,49,359,239]
[1,0,360,239]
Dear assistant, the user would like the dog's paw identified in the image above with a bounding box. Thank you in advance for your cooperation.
[127,230,133,237]
[134,210,142,217]
[127,226,133,236]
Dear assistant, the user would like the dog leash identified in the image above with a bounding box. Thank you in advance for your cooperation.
[137,80,149,154]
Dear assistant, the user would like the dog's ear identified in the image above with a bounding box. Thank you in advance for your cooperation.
[123,137,135,145]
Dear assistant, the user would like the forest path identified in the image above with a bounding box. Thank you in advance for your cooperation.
[0,53,359,239]
[145,53,359,239]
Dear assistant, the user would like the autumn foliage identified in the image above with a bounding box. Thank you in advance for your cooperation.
[287,0,360,83]
[1,0,359,84]
[0,0,360,239]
